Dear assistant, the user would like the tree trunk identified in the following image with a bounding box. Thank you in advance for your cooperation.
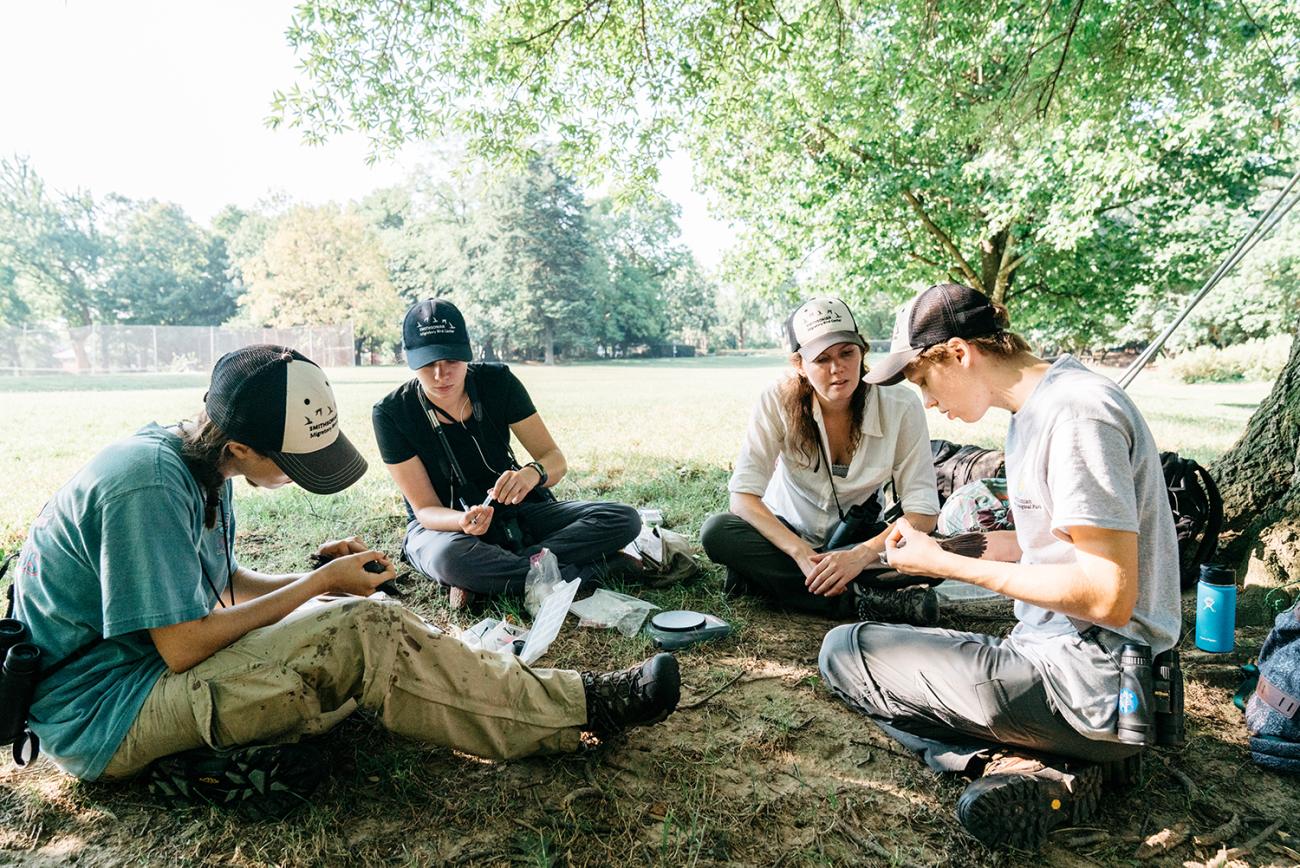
[1212,322,1300,592]
[543,322,555,365]
[980,229,1007,301]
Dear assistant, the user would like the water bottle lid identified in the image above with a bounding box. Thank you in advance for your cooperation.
[1199,563,1235,586]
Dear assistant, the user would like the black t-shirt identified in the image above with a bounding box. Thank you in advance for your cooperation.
[372,364,538,519]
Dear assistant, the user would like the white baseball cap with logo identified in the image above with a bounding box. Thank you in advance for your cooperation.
[205,345,368,494]
[786,297,866,361]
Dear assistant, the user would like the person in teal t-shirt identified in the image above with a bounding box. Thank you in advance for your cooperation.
[7,345,681,794]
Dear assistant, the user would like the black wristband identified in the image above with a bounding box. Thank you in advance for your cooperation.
[526,461,548,486]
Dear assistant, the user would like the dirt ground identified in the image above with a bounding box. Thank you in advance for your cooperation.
[2,568,1299,867]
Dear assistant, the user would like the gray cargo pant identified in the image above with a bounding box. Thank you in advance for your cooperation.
[404,499,641,596]
[819,621,1138,774]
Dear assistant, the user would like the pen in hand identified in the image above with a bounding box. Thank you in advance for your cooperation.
[467,491,493,526]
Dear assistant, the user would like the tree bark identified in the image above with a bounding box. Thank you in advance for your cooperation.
[543,321,556,365]
[1212,322,1300,589]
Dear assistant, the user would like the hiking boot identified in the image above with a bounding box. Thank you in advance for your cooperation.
[581,652,681,739]
[447,585,476,611]
[146,741,328,821]
[1099,751,1144,788]
[721,567,748,596]
[854,584,940,627]
[956,758,1102,851]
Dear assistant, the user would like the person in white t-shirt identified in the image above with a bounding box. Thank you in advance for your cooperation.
[700,297,942,625]
[819,283,1180,852]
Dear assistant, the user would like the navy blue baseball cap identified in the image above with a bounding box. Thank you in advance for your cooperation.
[403,299,472,370]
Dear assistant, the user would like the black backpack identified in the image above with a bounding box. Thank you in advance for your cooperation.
[930,439,1006,506]
[929,442,1222,592]
[1160,452,1223,591]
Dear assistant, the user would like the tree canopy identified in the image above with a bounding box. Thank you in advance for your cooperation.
[272,0,1300,347]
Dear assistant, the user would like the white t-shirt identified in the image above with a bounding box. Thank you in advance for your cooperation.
[729,380,940,545]
[1004,356,1181,739]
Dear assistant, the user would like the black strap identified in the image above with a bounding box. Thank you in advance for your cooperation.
[815,433,847,522]
[2,552,17,619]
[418,388,473,509]
[2,550,102,681]
[1190,462,1224,567]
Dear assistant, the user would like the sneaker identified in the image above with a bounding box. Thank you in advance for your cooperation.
[146,741,328,821]
[581,652,681,739]
[854,584,940,627]
[956,758,1102,851]
[447,585,476,611]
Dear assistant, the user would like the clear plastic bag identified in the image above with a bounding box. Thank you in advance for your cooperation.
[524,548,564,617]
[569,589,659,637]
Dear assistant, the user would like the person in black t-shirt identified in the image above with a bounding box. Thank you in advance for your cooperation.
[373,299,642,607]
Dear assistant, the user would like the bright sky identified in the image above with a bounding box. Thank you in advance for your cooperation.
[0,1,734,268]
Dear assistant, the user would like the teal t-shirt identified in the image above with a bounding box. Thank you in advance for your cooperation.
[11,423,236,780]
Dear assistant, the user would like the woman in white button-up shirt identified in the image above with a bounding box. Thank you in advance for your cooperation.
[700,298,941,622]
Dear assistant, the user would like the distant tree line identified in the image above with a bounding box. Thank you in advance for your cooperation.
[0,154,773,365]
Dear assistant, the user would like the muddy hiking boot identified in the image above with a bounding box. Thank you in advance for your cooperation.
[146,741,328,821]
[853,584,940,627]
[956,752,1103,851]
[582,652,681,739]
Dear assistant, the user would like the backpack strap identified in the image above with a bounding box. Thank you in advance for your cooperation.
[2,552,17,619]
[1188,460,1224,568]
[2,550,103,681]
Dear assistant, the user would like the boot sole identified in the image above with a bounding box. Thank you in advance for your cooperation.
[956,763,1102,851]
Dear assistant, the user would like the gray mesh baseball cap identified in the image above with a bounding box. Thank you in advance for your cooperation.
[865,283,1000,385]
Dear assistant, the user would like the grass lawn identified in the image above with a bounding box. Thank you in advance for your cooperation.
[0,357,1288,867]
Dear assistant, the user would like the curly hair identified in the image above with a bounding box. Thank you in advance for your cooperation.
[777,353,869,469]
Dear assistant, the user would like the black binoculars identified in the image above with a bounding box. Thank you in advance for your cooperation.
[825,499,887,552]
[1116,642,1184,749]
[0,618,42,765]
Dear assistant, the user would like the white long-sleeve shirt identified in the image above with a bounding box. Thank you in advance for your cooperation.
[728,380,940,545]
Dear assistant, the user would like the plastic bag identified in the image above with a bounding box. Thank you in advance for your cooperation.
[569,589,659,637]
[459,618,529,654]
[524,548,564,617]
[937,478,1014,536]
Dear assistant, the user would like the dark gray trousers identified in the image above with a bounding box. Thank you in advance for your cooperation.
[699,512,925,619]
[819,622,1138,774]
[403,500,641,596]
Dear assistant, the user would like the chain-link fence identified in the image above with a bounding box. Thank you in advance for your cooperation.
[0,323,356,374]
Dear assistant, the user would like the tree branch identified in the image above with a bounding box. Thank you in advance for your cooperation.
[901,190,984,292]
[511,0,605,46]
[1035,0,1085,118]
[638,0,653,66]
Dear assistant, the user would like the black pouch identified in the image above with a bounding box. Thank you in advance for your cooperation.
[483,503,525,552]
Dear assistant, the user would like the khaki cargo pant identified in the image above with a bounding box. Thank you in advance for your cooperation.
[101,596,587,780]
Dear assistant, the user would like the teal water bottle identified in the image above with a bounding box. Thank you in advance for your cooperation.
[1194,564,1236,653]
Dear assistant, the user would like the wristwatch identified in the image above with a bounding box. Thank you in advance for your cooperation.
[525,460,548,486]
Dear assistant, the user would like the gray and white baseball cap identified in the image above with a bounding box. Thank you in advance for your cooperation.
[786,297,866,361]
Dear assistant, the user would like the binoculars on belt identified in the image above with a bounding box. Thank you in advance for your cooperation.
[1116,642,1185,749]
[0,618,41,765]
